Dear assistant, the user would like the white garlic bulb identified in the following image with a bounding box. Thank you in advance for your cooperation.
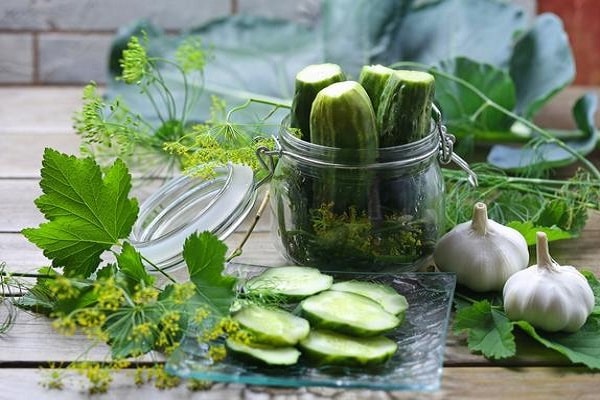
[433,202,529,292]
[503,232,594,333]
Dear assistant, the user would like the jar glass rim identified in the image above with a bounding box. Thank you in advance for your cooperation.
[130,163,256,272]
[277,120,440,170]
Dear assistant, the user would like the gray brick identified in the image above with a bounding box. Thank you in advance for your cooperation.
[38,33,112,84]
[0,34,33,83]
[0,0,231,31]
[237,0,318,21]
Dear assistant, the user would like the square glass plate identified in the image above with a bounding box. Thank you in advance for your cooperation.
[166,265,456,391]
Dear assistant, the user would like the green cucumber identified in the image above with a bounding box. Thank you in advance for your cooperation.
[300,290,401,337]
[309,80,379,214]
[231,304,310,346]
[243,266,333,300]
[330,280,408,316]
[309,80,378,155]
[225,338,301,366]
[299,329,397,367]
[358,64,396,116]
[290,63,346,142]
[377,69,435,147]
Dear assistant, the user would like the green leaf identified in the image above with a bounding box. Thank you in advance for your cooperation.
[453,300,516,359]
[507,221,573,246]
[487,93,599,171]
[433,57,516,135]
[184,232,235,316]
[510,13,575,119]
[397,0,526,68]
[515,317,600,370]
[22,149,139,277]
[116,242,155,287]
[582,271,600,315]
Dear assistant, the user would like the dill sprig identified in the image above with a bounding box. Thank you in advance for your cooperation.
[74,34,209,174]
[443,164,600,235]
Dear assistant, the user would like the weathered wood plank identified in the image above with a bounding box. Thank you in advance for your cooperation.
[0,366,597,400]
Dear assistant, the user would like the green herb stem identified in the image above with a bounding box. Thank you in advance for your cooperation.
[391,61,600,180]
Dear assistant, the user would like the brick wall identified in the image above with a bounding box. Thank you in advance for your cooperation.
[0,0,535,86]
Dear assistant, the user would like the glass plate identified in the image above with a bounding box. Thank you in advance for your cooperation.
[165,266,456,391]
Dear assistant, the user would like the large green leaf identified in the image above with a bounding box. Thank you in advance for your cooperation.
[510,13,575,119]
[22,149,139,278]
[433,57,516,135]
[395,0,526,68]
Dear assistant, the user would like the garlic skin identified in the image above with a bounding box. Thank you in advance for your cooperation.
[503,232,594,333]
[433,202,529,292]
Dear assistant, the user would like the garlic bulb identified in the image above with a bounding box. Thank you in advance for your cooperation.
[433,202,529,292]
[503,232,594,333]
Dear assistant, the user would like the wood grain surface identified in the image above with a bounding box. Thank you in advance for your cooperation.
[0,86,598,399]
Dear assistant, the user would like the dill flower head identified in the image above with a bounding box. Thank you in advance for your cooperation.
[120,36,149,84]
[175,36,209,73]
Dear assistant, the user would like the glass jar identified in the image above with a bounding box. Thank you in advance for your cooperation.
[265,118,466,273]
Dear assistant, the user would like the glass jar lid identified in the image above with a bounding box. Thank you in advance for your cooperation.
[130,163,257,272]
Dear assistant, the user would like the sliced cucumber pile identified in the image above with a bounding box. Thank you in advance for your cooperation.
[225,266,408,368]
[299,329,398,367]
[242,266,333,300]
[300,290,401,337]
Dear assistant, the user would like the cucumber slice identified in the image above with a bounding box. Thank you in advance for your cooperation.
[243,266,333,300]
[300,290,401,336]
[330,280,408,316]
[299,329,397,367]
[225,338,301,366]
[232,304,310,346]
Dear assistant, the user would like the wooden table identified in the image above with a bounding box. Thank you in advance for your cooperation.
[1,87,599,399]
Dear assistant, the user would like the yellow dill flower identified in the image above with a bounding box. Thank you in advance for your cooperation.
[208,343,227,362]
[149,365,181,389]
[94,278,124,311]
[160,311,181,336]
[120,36,149,84]
[187,379,213,391]
[52,315,77,336]
[171,282,196,304]
[47,276,79,301]
[132,285,159,304]
[80,362,113,394]
[134,366,149,386]
[175,36,209,73]
[192,306,211,325]
[41,364,65,390]
[130,321,154,342]
[75,308,106,328]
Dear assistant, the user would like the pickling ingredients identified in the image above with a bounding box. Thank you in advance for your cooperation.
[503,232,595,333]
[433,202,529,292]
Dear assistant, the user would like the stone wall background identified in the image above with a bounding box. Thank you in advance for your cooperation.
[0,0,536,85]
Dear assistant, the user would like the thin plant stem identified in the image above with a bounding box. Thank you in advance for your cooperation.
[391,61,600,179]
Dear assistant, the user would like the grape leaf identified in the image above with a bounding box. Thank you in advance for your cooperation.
[184,231,235,316]
[22,149,139,278]
[453,300,516,359]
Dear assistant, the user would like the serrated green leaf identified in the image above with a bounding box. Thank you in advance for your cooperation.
[22,149,139,278]
[116,242,155,287]
[515,317,600,370]
[582,271,600,315]
[184,231,235,316]
[454,300,516,359]
[506,221,573,246]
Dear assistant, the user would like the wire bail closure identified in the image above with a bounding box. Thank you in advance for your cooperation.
[433,104,478,187]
